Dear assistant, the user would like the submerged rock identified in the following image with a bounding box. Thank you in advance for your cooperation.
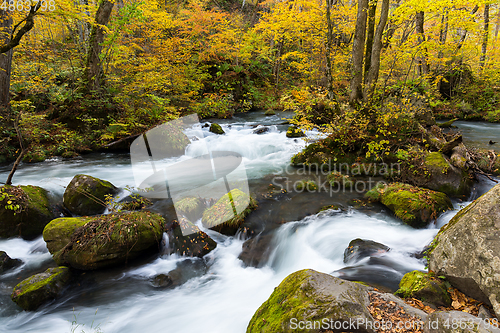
[247,269,375,333]
[63,174,118,216]
[209,123,225,135]
[343,239,390,264]
[202,189,257,235]
[0,185,54,239]
[238,233,273,267]
[428,183,500,319]
[43,211,164,270]
[365,183,453,228]
[332,264,404,292]
[11,266,71,311]
[0,251,22,273]
[396,271,451,307]
[253,126,270,134]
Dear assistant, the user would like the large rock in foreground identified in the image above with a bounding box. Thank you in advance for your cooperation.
[11,266,71,311]
[429,183,500,319]
[247,269,375,333]
[365,183,453,228]
[63,174,118,216]
[0,185,54,239]
[43,211,164,270]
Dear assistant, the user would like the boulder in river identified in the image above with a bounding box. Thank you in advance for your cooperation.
[396,270,451,307]
[63,174,118,216]
[247,269,375,333]
[0,185,54,239]
[169,218,217,257]
[209,123,225,135]
[11,266,71,311]
[0,251,22,273]
[428,183,500,319]
[202,189,257,236]
[253,126,270,134]
[43,211,164,270]
[365,182,453,228]
[343,238,390,264]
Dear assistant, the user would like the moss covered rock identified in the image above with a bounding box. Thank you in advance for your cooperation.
[43,211,164,270]
[202,189,257,235]
[246,269,375,333]
[286,126,305,138]
[169,218,216,257]
[175,196,205,222]
[290,136,362,167]
[422,152,472,196]
[428,183,500,319]
[365,183,452,228]
[0,185,54,239]
[63,174,118,216]
[11,266,71,311]
[209,123,225,135]
[396,271,451,307]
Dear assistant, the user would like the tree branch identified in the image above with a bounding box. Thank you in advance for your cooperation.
[0,4,41,54]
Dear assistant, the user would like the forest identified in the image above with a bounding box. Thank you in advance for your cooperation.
[0,0,499,164]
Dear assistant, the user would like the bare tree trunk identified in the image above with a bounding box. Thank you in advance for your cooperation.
[0,10,13,110]
[416,11,429,75]
[363,0,377,81]
[84,0,114,93]
[363,0,389,100]
[349,0,368,105]
[479,4,490,70]
[495,8,500,40]
[457,5,479,51]
[438,11,448,59]
[326,0,337,100]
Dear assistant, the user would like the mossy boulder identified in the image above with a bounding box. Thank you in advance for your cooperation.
[422,152,472,197]
[396,271,451,307]
[286,126,305,138]
[0,251,22,273]
[11,266,71,311]
[169,218,217,257]
[0,185,54,239]
[63,174,118,216]
[428,183,500,318]
[202,189,257,235]
[43,211,164,270]
[209,123,225,135]
[290,136,362,167]
[246,269,375,333]
[365,183,453,228]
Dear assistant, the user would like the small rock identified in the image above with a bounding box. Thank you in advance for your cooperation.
[285,126,305,138]
[151,274,173,288]
[343,238,390,264]
[169,218,217,257]
[209,123,225,135]
[396,271,451,307]
[0,251,22,273]
[253,126,270,135]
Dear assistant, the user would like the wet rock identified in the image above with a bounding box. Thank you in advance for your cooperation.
[151,274,173,288]
[175,196,205,222]
[209,123,225,135]
[365,183,453,228]
[285,126,305,138]
[247,269,375,333]
[63,174,118,216]
[428,183,500,318]
[169,218,216,257]
[202,189,257,236]
[396,271,451,307]
[43,211,164,270]
[0,251,22,273]
[253,126,270,134]
[11,266,71,311]
[167,259,207,287]
[343,239,390,264]
[0,185,55,239]
[332,264,404,292]
[421,152,472,197]
[424,311,500,333]
[238,233,273,267]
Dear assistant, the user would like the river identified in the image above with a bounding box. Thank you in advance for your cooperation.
[0,112,499,333]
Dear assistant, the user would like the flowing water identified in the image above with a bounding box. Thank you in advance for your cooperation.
[0,113,499,333]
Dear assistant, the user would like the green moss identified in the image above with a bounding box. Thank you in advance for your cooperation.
[63,174,117,216]
[209,123,225,135]
[364,183,386,201]
[202,189,257,235]
[43,217,91,254]
[21,185,51,217]
[395,270,451,307]
[327,171,354,189]
[425,152,449,174]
